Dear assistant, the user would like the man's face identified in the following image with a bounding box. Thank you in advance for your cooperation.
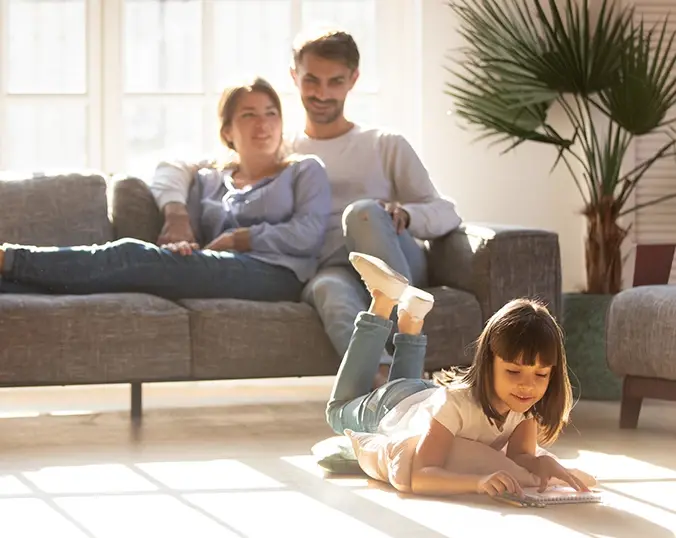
[291,52,359,124]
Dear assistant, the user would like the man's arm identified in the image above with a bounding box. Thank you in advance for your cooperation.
[149,159,203,210]
[149,159,205,244]
[380,133,462,239]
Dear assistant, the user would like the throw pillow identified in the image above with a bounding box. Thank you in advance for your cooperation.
[311,435,364,475]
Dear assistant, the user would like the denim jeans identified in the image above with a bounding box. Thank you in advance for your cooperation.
[0,238,303,301]
[326,312,435,434]
[302,199,428,364]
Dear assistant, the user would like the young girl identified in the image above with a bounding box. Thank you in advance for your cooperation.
[327,252,590,498]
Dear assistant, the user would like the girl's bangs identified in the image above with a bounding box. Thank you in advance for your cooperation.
[491,321,559,367]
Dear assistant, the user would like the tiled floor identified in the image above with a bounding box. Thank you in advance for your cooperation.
[0,378,674,537]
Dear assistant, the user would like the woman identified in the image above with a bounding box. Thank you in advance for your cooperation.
[0,78,331,302]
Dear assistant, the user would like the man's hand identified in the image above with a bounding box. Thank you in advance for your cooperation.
[204,232,235,252]
[158,202,196,245]
[379,201,410,234]
[534,456,590,493]
[161,241,200,256]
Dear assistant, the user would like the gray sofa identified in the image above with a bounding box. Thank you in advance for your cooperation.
[0,171,562,420]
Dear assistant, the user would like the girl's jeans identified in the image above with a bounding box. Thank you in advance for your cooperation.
[326,311,435,434]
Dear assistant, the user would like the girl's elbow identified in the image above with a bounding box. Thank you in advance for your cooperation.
[409,470,427,495]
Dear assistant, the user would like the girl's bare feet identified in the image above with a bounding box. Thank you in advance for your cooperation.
[368,289,397,319]
[398,309,424,335]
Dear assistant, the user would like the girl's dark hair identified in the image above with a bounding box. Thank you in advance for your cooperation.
[438,298,572,445]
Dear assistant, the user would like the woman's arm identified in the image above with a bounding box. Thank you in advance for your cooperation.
[225,156,332,257]
[150,159,207,245]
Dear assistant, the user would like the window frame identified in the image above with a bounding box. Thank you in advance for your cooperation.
[0,0,419,172]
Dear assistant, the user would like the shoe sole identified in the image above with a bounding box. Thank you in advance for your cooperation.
[349,252,409,299]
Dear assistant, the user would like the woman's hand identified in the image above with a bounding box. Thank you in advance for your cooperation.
[204,232,235,252]
[477,471,524,497]
[161,241,200,256]
[534,456,590,492]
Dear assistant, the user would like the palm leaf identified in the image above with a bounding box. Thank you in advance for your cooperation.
[599,17,676,134]
[448,0,632,98]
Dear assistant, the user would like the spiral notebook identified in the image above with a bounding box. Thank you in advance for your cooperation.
[496,486,603,508]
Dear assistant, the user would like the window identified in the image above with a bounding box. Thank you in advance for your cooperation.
[0,0,410,177]
[630,0,676,283]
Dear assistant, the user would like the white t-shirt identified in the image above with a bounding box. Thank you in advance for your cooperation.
[289,124,462,263]
[377,384,526,451]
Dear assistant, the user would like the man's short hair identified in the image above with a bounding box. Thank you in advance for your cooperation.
[292,29,360,71]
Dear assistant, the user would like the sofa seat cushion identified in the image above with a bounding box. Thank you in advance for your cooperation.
[179,299,338,379]
[180,286,481,380]
[607,286,676,381]
[0,293,191,385]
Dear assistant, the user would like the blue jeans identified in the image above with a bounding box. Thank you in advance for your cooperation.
[0,238,303,301]
[302,199,428,365]
[326,312,435,434]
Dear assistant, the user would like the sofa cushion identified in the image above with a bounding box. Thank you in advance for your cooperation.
[0,172,113,246]
[108,175,163,243]
[180,286,482,380]
[423,286,482,370]
[179,299,338,379]
[607,286,676,381]
[0,293,191,385]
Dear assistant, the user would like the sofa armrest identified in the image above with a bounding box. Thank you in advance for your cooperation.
[427,223,562,321]
[108,175,163,243]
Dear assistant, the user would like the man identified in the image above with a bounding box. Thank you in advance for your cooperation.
[289,30,462,385]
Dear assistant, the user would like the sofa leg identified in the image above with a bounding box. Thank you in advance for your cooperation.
[619,377,642,429]
[131,382,143,423]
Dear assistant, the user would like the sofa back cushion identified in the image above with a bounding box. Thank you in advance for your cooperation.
[108,175,163,243]
[0,172,113,246]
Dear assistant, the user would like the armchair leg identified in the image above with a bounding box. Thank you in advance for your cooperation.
[619,376,642,429]
[619,395,642,429]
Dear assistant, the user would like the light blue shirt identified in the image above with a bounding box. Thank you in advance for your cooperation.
[186,155,331,282]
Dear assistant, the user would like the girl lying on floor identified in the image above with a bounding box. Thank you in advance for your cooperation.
[325,252,596,498]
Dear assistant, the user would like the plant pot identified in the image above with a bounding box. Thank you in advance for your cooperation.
[562,293,622,401]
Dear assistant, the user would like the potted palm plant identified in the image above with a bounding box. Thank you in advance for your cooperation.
[446,0,676,399]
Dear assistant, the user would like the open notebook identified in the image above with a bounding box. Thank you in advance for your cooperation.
[496,486,603,508]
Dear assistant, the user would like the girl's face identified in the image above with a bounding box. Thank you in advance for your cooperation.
[492,355,552,414]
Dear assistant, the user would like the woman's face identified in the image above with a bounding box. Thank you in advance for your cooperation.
[223,90,282,159]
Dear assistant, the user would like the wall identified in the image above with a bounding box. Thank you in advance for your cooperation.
[413,0,588,293]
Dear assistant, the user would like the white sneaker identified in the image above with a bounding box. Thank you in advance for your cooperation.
[399,286,435,321]
[349,252,409,300]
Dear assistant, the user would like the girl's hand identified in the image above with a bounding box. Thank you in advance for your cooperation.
[477,471,524,497]
[535,456,590,492]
